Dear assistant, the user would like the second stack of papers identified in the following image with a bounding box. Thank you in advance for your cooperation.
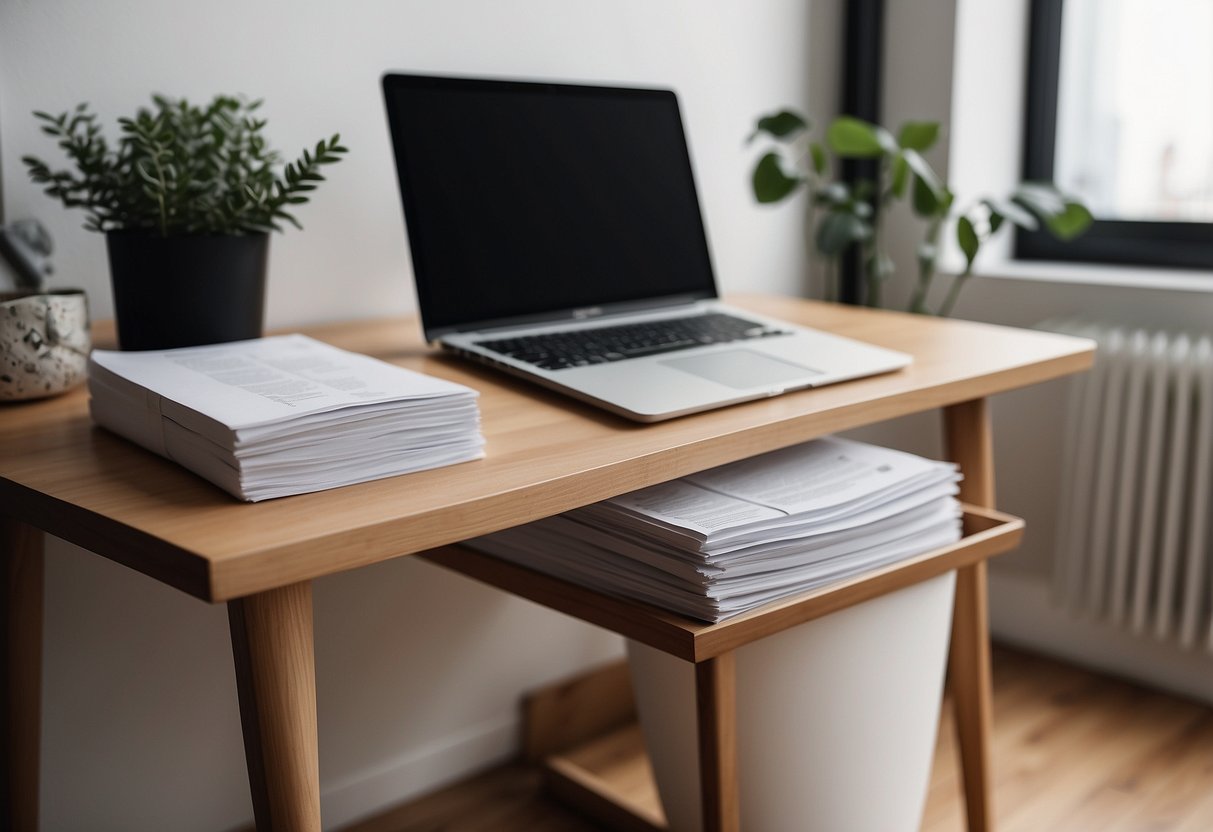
[469,437,962,622]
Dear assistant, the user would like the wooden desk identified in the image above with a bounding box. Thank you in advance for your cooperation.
[0,296,1093,831]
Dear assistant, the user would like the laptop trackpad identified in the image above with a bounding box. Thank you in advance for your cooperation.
[661,349,822,390]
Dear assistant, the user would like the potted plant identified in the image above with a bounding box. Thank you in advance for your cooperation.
[22,94,347,349]
[748,110,1092,315]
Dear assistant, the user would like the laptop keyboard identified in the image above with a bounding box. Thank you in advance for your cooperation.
[474,313,792,371]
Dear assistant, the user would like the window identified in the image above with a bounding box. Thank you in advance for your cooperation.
[1019,0,1213,268]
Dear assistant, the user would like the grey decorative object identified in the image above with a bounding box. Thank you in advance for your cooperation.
[0,219,54,290]
[0,290,90,401]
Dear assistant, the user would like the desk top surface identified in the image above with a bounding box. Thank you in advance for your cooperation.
[0,295,1093,602]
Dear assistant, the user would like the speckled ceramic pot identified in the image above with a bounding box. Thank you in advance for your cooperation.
[0,290,90,401]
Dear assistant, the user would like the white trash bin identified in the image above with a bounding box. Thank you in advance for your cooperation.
[627,571,956,832]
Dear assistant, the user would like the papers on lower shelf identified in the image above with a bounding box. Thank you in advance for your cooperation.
[468,437,962,622]
[87,334,484,501]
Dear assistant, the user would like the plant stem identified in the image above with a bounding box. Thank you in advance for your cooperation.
[149,147,170,237]
[806,202,820,299]
[909,262,932,314]
[908,216,943,314]
[863,186,894,309]
[866,197,882,309]
[938,267,972,317]
[865,245,881,308]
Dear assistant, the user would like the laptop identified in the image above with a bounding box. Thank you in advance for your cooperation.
[382,73,910,422]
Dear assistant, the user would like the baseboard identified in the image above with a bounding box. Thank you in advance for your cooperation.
[988,570,1213,705]
[320,711,521,830]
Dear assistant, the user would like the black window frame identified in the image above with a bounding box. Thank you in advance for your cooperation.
[1018,0,1213,269]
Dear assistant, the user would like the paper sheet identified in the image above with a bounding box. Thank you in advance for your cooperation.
[598,437,957,543]
[90,334,477,440]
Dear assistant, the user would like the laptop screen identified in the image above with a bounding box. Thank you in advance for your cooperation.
[382,74,718,339]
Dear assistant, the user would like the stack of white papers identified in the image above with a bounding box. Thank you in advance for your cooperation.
[469,437,962,622]
[88,334,484,501]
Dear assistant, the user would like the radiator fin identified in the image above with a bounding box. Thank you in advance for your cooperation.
[1050,322,1213,652]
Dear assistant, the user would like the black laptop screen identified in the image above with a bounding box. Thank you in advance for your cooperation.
[382,74,718,339]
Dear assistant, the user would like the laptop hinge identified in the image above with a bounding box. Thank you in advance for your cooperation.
[432,293,715,341]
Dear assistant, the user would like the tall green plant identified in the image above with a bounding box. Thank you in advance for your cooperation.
[749,110,1091,315]
[23,95,347,237]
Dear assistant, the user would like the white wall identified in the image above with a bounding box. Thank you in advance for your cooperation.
[1,0,834,323]
[0,1,839,829]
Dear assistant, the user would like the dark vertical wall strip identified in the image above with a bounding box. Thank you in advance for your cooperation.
[0,105,6,224]
[1021,0,1064,184]
[839,0,885,305]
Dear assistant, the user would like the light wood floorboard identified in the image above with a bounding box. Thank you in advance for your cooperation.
[341,646,1213,832]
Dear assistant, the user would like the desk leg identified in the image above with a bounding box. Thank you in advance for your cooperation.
[944,399,996,832]
[2,518,43,832]
[228,582,321,832]
[695,653,740,832]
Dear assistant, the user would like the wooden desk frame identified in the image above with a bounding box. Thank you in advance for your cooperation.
[422,400,1013,832]
[0,299,1093,832]
[0,400,1002,832]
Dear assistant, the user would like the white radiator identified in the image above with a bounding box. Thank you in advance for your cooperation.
[1051,322,1213,652]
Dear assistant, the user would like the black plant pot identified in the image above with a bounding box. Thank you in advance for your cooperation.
[106,231,269,351]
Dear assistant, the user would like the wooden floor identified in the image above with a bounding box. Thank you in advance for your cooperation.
[342,646,1213,832]
[924,648,1213,831]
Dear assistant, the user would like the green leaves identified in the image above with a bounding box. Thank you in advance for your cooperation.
[983,197,1037,231]
[1046,202,1093,239]
[752,152,803,203]
[22,94,347,237]
[1013,182,1064,214]
[912,175,937,216]
[957,215,979,269]
[897,121,940,151]
[749,109,808,142]
[745,105,1092,316]
[819,116,946,214]
[1012,183,1093,240]
[270,133,348,230]
[809,142,827,176]
[816,211,871,255]
[827,116,896,157]
[890,154,910,198]
[903,149,947,217]
[749,109,819,205]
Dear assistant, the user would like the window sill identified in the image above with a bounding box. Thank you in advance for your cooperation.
[975,260,1213,294]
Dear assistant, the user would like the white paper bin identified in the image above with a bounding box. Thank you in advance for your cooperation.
[627,570,956,832]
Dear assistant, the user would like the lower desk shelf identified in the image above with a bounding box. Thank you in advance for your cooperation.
[422,507,1021,831]
[421,505,1024,663]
